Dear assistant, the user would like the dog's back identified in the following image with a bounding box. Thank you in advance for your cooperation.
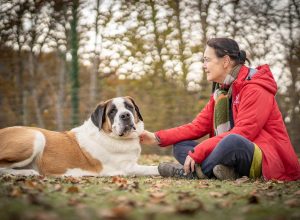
[0,126,102,176]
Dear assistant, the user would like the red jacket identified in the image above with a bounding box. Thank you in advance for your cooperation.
[156,65,300,181]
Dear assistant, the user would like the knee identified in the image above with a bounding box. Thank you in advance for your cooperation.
[219,134,251,150]
[173,141,197,164]
[223,134,244,143]
[173,142,184,158]
[174,141,190,148]
[173,140,196,153]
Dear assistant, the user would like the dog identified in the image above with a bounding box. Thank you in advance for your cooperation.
[0,96,159,177]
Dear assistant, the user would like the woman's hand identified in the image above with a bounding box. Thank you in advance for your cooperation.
[139,130,159,146]
[183,155,195,174]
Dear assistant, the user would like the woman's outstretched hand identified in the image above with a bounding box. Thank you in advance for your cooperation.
[139,130,159,146]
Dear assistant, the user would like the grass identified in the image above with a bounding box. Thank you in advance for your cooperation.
[0,155,299,220]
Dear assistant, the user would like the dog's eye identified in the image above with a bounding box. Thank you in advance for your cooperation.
[109,108,117,115]
[125,103,134,110]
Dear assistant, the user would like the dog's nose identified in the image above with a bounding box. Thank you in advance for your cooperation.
[120,112,131,121]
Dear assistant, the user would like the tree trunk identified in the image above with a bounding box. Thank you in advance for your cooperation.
[89,0,101,110]
[70,0,80,126]
[29,52,45,128]
[56,52,66,131]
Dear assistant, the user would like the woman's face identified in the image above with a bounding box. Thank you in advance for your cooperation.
[203,46,229,83]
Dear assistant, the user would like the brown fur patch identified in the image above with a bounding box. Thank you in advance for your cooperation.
[0,127,102,176]
[102,100,113,133]
[35,129,102,176]
[0,127,35,167]
[124,96,140,124]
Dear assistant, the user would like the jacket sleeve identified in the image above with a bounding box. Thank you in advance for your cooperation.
[188,85,274,163]
[155,95,214,147]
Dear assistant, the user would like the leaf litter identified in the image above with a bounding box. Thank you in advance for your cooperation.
[0,155,300,220]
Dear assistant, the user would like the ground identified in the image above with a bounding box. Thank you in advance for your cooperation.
[0,155,299,220]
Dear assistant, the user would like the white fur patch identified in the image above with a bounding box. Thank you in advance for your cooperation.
[111,97,136,137]
[63,168,97,177]
[72,118,146,176]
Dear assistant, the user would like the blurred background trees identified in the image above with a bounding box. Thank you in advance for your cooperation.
[0,0,299,153]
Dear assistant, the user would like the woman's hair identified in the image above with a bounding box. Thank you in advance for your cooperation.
[207,38,250,65]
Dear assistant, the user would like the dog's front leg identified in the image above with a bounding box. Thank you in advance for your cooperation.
[0,168,40,176]
[125,164,159,176]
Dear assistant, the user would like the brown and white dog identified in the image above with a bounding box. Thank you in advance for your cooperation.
[0,97,159,177]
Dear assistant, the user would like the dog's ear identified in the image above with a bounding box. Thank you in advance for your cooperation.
[126,96,143,121]
[91,102,107,129]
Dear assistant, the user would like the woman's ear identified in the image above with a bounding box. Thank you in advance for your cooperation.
[223,55,232,68]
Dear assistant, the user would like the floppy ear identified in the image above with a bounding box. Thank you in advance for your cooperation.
[91,102,107,129]
[126,96,143,121]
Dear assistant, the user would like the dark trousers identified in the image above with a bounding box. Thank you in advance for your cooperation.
[173,134,255,178]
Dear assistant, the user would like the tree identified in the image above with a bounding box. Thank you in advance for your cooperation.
[70,0,80,126]
[277,0,300,151]
[89,0,102,110]
[0,0,28,125]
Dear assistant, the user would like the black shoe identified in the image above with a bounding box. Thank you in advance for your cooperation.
[158,162,198,179]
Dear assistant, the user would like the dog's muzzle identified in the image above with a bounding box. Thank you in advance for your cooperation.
[118,112,136,136]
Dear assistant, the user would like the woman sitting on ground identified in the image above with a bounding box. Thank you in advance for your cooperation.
[140,37,300,181]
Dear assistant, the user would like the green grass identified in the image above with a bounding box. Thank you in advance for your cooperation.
[0,155,299,220]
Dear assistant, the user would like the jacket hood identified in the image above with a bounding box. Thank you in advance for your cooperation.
[237,64,277,95]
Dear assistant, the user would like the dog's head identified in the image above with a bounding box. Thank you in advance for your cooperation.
[91,96,144,138]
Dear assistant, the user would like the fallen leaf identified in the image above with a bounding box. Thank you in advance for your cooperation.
[54,184,63,191]
[98,205,131,220]
[150,191,166,199]
[24,211,59,220]
[284,199,300,208]
[112,176,128,184]
[175,199,204,215]
[24,180,37,188]
[215,200,232,208]
[66,185,79,193]
[10,186,22,197]
[68,198,81,206]
[197,180,210,189]
[64,177,80,184]
[294,190,300,196]
[273,180,285,184]
[27,193,52,208]
[149,191,166,204]
[266,191,278,197]
[235,176,250,184]
[209,191,230,198]
[177,191,194,200]
[115,196,137,208]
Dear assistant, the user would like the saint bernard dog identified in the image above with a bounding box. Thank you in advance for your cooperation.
[0,97,159,177]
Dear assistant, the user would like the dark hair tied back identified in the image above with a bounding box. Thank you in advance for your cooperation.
[237,50,247,64]
[207,38,250,65]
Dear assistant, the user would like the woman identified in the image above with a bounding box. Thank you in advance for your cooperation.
[140,38,300,181]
